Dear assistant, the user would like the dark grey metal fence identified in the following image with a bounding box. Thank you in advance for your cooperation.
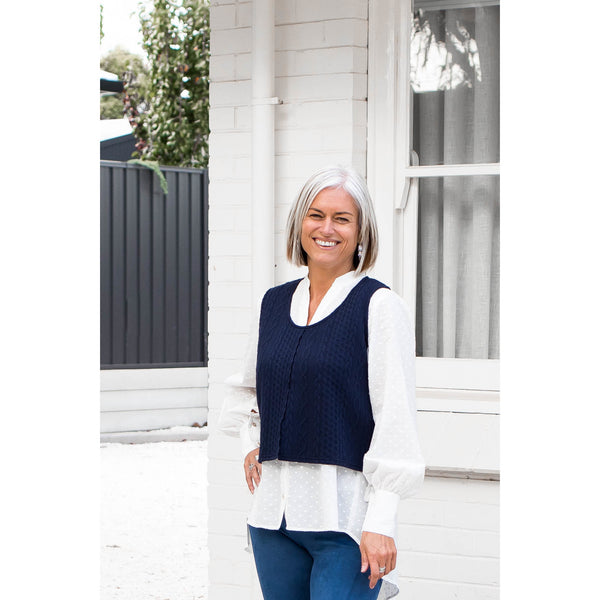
[101,161,208,369]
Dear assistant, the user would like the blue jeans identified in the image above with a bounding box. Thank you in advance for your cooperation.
[248,516,383,600]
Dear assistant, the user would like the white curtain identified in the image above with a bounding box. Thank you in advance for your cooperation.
[413,5,500,359]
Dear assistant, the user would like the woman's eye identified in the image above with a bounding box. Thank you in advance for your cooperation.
[336,217,349,223]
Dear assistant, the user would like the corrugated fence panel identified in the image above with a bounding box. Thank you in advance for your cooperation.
[165,169,179,364]
[190,172,205,364]
[125,167,140,364]
[178,172,191,363]
[100,161,208,369]
[152,175,166,363]
[100,167,112,367]
[138,171,153,365]
[111,167,126,366]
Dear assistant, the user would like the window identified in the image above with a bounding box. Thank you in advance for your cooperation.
[367,0,500,397]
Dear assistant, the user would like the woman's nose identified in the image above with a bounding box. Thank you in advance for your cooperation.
[321,217,334,234]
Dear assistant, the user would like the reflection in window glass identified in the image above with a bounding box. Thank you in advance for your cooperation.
[411,4,500,165]
[416,176,499,359]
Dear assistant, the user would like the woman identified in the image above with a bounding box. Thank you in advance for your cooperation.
[218,165,425,600]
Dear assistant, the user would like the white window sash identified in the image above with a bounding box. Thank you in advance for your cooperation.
[405,163,500,178]
[416,385,499,414]
[415,0,499,10]
[368,0,500,395]
[417,357,499,391]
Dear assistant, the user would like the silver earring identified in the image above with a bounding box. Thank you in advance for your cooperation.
[357,243,363,259]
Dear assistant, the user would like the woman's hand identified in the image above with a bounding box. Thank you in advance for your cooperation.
[359,531,397,589]
[244,447,262,494]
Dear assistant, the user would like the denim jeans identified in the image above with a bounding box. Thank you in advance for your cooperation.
[248,516,383,600]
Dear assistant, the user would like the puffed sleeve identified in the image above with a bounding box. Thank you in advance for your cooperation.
[216,302,261,458]
[361,288,425,537]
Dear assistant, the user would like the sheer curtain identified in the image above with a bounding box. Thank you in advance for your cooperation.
[412,3,500,360]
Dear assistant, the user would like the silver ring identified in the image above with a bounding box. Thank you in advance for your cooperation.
[248,463,255,471]
[379,566,386,574]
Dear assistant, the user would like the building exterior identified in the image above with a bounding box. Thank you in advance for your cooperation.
[207,1,499,598]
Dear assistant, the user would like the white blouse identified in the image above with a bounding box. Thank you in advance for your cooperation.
[218,270,425,598]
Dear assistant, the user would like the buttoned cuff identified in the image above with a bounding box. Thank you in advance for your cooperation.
[240,421,260,459]
[362,489,399,538]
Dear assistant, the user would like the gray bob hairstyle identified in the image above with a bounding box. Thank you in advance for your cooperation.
[285,165,379,274]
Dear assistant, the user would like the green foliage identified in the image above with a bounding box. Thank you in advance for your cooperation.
[101,45,147,81]
[125,0,210,168]
[127,159,169,194]
[101,96,125,120]
[100,4,104,43]
[100,46,149,120]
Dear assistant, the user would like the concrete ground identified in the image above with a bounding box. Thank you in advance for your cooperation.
[101,426,209,600]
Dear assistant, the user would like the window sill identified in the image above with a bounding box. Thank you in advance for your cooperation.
[417,387,499,415]
[425,467,499,481]
[416,357,500,392]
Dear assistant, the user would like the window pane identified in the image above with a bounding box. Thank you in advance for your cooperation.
[411,4,499,165]
[415,175,499,359]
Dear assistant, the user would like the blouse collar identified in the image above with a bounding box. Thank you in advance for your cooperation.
[293,270,366,326]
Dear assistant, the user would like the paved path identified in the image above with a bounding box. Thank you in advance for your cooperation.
[101,434,209,599]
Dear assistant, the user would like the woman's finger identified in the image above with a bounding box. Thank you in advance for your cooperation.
[243,449,261,494]
[382,545,395,577]
[250,464,260,488]
[249,453,261,487]
[368,557,381,589]
[244,463,255,493]
[390,548,397,573]
[360,545,369,574]
[384,558,392,580]
[253,454,261,482]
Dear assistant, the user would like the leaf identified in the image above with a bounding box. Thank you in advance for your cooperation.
[127,159,169,195]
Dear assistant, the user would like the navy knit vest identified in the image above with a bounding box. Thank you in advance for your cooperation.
[256,276,389,472]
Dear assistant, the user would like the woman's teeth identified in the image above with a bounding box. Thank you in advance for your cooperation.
[315,240,337,247]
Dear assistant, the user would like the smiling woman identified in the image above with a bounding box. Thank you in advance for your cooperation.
[218,165,425,600]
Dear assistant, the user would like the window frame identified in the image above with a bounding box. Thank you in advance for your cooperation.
[367,0,500,403]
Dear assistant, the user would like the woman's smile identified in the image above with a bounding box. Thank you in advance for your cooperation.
[314,238,339,248]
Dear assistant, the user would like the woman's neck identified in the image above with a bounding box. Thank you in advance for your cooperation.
[307,266,353,302]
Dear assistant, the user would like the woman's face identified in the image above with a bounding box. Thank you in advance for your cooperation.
[300,187,360,276]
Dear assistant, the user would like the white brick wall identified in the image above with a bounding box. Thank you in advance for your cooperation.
[207,1,498,599]
[394,477,499,599]
[206,3,260,597]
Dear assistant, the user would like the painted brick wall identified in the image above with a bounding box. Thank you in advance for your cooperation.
[207,2,499,599]
[207,2,369,597]
[395,477,499,599]
[207,1,256,591]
